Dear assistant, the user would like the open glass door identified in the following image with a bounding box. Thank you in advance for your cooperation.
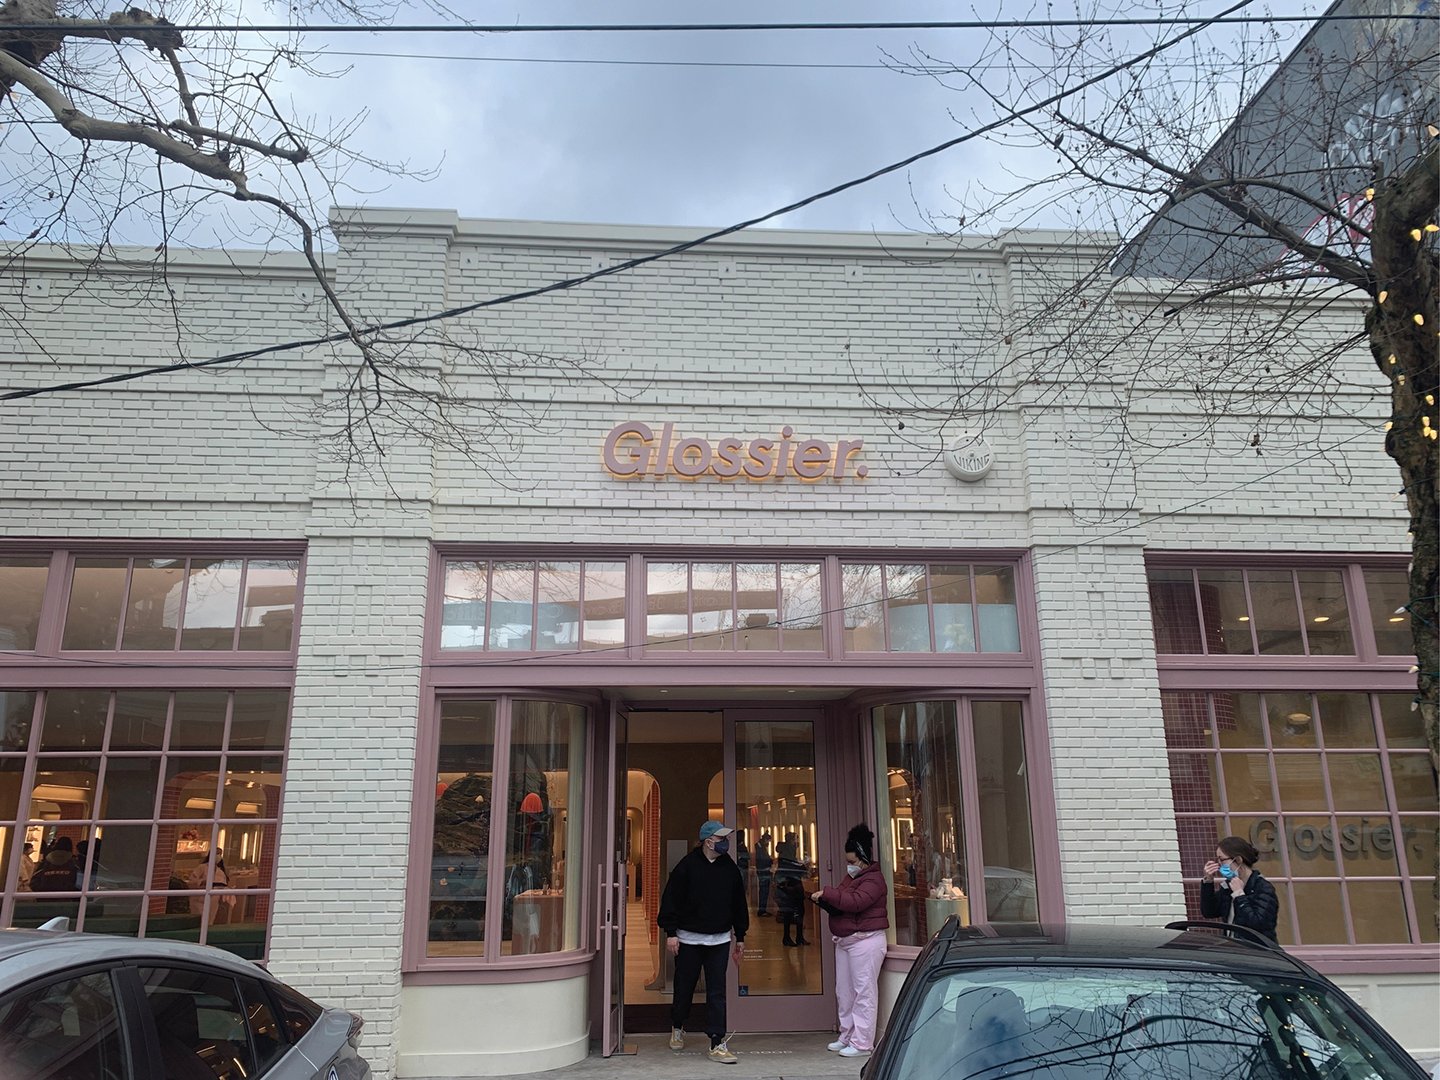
[599,702,630,1055]
[726,710,837,1031]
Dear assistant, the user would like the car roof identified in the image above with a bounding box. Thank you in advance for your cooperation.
[923,922,1314,980]
[0,929,276,984]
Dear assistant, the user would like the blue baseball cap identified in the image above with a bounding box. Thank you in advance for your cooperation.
[699,821,734,841]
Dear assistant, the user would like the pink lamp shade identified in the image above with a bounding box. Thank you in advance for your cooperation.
[519,792,543,814]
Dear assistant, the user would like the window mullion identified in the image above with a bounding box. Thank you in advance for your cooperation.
[485,696,515,960]
[955,697,986,919]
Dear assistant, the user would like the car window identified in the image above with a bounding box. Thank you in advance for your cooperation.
[0,970,131,1080]
[238,977,289,1073]
[136,967,256,1080]
[888,964,1411,1080]
[272,984,324,1042]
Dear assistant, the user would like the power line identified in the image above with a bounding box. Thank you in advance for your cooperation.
[1,0,1261,403]
[0,13,1404,34]
[234,46,1295,73]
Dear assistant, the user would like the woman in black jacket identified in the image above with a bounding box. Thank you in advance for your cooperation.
[1200,835,1279,941]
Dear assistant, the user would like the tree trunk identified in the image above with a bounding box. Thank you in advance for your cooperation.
[1367,143,1439,932]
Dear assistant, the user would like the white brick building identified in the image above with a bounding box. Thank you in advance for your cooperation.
[1,210,1434,1076]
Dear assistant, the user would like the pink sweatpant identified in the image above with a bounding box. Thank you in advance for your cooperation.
[833,929,888,1051]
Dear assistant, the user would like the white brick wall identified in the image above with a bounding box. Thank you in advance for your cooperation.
[1,213,1422,1072]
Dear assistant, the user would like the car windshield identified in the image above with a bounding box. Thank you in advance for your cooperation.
[888,963,1411,1080]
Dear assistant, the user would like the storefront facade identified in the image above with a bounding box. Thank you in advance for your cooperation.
[1,212,1434,1076]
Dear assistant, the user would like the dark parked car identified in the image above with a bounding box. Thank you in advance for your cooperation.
[865,920,1424,1080]
[0,924,371,1080]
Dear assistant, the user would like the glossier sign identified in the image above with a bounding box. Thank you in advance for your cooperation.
[601,421,868,482]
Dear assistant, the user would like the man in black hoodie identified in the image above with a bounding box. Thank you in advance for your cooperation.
[657,820,748,1064]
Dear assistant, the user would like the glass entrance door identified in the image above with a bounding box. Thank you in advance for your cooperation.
[726,711,837,1031]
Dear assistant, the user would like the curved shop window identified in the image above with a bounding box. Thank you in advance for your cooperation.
[872,698,1046,946]
[417,696,587,965]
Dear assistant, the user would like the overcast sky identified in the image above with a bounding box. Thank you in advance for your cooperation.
[263,0,1325,234]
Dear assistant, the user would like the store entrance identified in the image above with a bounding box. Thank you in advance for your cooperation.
[615,705,842,1036]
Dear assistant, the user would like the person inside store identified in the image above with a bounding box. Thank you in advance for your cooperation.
[754,833,773,915]
[810,823,889,1059]
[658,820,749,1065]
[17,842,36,891]
[1201,835,1279,941]
[29,836,81,892]
[775,872,809,946]
[189,848,232,922]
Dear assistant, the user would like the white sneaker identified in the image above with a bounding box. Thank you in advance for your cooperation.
[669,1028,685,1051]
[838,1045,868,1057]
[827,1040,848,1052]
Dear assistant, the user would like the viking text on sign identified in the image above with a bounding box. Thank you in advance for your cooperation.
[602,421,867,481]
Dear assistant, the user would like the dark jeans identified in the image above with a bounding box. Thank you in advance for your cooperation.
[671,941,730,1045]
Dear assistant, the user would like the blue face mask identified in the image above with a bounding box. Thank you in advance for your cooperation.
[712,840,730,855]
[1218,862,1236,880]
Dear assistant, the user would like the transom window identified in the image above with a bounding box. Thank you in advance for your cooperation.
[1147,564,1407,657]
[645,561,823,652]
[441,560,626,651]
[842,563,1020,653]
[0,552,300,654]
[434,554,1027,656]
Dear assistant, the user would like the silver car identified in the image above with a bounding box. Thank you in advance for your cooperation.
[0,924,371,1080]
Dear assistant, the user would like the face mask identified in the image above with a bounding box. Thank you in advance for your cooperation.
[845,864,862,878]
[712,840,730,855]
[1218,862,1236,880]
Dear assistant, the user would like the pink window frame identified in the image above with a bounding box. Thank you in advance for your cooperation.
[0,541,304,961]
[1148,550,1435,972]
[402,689,598,978]
[853,689,1066,960]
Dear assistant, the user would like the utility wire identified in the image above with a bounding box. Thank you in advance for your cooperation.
[15,428,1390,675]
[2,0,1261,404]
[0,13,1407,34]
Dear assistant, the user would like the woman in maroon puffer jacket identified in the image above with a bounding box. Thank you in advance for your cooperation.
[809,823,889,1058]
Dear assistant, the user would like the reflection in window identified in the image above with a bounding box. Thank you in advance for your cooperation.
[972,702,1037,922]
[502,701,585,956]
[1162,691,1437,946]
[59,555,298,652]
[427,699,495,957]
[875,700,966,945]
[644,560,825,652]
[846,564,1020,654]
[0,557,49,651]
[0,971,129,1080]
[441,559,628,651]
[2,688,288,958]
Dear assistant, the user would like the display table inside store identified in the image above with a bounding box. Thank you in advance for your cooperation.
[512,890,565,954]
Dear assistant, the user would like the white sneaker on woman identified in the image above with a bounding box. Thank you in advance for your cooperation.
[838,1045,868,1057]
[827,1040,848,1052]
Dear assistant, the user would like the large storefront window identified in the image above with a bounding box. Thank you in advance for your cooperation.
[421,696,586,963]
[1150,557,1433,952]
[1165,691,1437,946]
[1,545,301,960]
[874,697,1042,946]
[1,688,288,957]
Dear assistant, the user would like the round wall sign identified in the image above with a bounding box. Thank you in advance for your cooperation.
[943,431,994,482]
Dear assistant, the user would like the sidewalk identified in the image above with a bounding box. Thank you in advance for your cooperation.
[451,1033,868,1080]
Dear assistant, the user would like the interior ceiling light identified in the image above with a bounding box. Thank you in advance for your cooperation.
[1312,615,1330,623]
